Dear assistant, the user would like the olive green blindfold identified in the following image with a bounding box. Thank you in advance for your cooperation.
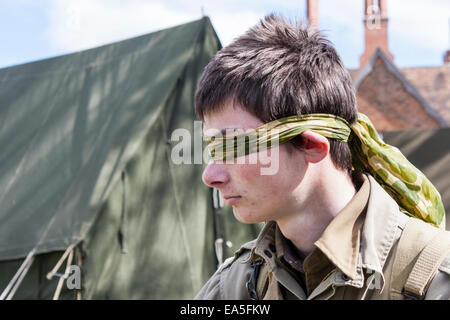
[203,113,445,228]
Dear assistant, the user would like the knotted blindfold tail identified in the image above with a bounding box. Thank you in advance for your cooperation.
[349,114,445,229]
[203,113,445,228]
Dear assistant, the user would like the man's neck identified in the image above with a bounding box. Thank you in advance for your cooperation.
[276,166,357,256]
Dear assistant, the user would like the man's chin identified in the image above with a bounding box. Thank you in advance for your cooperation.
[232,207,265,224]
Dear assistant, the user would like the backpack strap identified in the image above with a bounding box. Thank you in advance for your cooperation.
[390,217,450,300]
[403,229,450,298]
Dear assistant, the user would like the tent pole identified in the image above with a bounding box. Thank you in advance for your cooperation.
[75,246,82,300]
[211,187,218,268]
[6,255,35,300]
[0,249,36,300]
[212,188,226,268]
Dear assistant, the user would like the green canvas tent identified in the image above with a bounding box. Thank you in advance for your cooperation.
[0,17,261,300]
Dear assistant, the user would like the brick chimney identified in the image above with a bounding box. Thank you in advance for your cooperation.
[445,50,450,64]
[445,20,450,64]
[360,0,393,67]
[307,0,319,30]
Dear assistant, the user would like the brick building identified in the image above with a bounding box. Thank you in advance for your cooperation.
[307,0,450,131]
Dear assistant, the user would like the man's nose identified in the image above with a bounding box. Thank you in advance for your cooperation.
[202,162,230,188]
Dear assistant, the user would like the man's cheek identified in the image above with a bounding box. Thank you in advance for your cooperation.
[234,162,262,181]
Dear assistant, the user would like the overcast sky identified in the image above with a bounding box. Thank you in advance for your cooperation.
[1,0,449,70]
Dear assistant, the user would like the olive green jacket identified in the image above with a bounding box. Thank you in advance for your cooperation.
[195,175,450,300]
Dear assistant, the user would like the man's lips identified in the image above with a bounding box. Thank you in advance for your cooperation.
[223,195,242,206]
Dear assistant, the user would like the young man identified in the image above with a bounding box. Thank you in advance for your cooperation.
[195,14,450,300]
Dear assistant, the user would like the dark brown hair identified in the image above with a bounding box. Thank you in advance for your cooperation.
[195,14,358,173]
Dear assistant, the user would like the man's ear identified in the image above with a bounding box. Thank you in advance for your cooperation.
[301,131,330,164]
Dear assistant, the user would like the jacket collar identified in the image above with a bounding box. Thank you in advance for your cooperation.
[313,174,370,280]
[315,174,401,290]
[357,174,402,289]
